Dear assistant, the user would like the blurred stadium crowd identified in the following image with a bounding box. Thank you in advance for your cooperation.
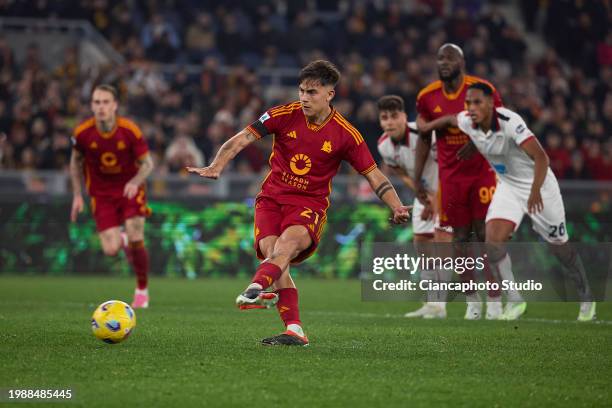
[0,0,611,180]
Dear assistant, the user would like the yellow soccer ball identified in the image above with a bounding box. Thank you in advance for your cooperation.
[91,300,136,344]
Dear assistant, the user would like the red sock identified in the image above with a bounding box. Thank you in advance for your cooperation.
[276,288,301,327]
[128,240,149,290]
[483,261,501,298]
[251,262,283,290]
[122,240,134,265]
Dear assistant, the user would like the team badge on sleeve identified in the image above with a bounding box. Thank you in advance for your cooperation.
[259,112,271,123]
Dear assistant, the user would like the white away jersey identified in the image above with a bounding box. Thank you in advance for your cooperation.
[456,107,558,191]
[377,122,439,192]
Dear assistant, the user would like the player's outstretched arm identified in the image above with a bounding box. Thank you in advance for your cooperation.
[363,168,411,224]
[186,128,257,179]
[521,137,549,214]
[124,153,154,199]
[69,148,85,222]
[418,115,457,134]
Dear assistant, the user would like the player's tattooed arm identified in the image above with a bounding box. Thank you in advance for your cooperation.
[364,168,411,224]
[124,153,154,199]
[521,137,549,214]
[69,148,85,222]
[186,128,257,179]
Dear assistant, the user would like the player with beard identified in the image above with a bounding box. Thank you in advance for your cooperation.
[414,44,503,320]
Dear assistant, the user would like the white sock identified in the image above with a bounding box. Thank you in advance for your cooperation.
[135,288,148,296]
[466,292,481,303]
[496,254,524,302]
[487,295,502,303]
[420,269,436,302]
[433,269,449,303]
[287,324,304,337]
[247,283,263,291]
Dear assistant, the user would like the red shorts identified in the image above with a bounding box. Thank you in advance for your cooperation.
[439,170,497,228]
[253,196,327,264]
[90,187,151,232]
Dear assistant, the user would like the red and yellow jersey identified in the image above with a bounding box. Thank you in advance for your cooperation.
[416,75,502,179]
[72,116,149,198]
[248,101,377,209]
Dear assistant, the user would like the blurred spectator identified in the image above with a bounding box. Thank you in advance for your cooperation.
[0,0,609,181]
[546,132,571,178]
[164,135,205,173]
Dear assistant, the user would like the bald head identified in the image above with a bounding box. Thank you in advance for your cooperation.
[439,43,464,58]
[437,43,465,82]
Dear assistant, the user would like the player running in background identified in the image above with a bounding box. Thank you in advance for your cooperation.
[376,95,452,319]
[414,43,502,320]
[419,82,596,321]
[187,60,410,346]
[70,84,154,309]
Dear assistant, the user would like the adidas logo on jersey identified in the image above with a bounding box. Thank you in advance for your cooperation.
[117,140,126,150]
[434,105,442,113]
[89,141,98,149]
[287,130,297,139]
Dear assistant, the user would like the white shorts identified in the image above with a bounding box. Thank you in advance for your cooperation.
[485,180,568,243]
[434,214,453,235]
[412,197,435,235]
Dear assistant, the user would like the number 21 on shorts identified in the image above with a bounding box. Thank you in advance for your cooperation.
[300,207,320,225]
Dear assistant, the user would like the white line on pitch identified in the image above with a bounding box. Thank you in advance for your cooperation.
[304,310,612,325]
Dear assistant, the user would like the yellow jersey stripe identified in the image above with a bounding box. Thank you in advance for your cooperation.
[74,117,95,137]
[269,102,301,115]
[306,107,336,132]
[333,114,364,144]
[271,110,297,118]
[334,113,364,142]
[333,117,362,145]
[416,80,442,100]
[270,101,300,111]
[360,163,377,175]
[270,106,298,115]
[117,117,143,139]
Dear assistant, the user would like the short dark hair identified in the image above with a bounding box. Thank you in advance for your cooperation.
[93,84,119,101]
[377,95,405,112]
[467,82,493,96]
[298,60,340,87]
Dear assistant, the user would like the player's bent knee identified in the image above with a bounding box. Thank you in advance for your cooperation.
[102,244,121,257]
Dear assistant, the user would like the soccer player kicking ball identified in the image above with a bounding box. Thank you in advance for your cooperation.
[70,85,154,309]
[376,95,453,319]
[419,82,596,321]
[188,60,411,346]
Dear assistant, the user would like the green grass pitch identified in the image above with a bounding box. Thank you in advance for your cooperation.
[0,276,610,407]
